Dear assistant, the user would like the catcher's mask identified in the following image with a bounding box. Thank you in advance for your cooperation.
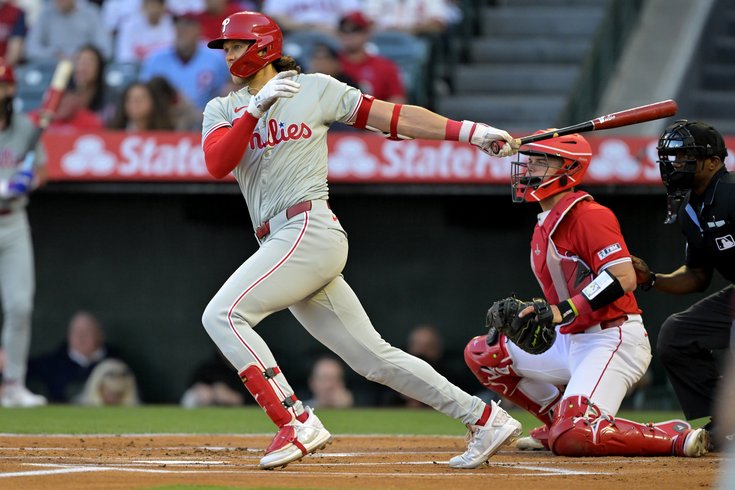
[207,11,283,79]
[656,120,727,223]
[511,131,592,203]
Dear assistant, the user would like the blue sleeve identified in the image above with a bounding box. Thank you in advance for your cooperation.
[11,11,27,38]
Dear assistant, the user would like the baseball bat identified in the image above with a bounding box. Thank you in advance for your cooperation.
[489,99,678,155]
[19,59,74,170]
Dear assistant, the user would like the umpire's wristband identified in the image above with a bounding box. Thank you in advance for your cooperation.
[640,273,656,291]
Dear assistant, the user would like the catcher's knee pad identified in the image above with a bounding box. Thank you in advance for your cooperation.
[464,334,515,392]
[464,335,556,426]
[240,363,296,428]
[549,395,676,456]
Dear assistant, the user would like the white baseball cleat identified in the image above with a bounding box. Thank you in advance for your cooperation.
[449,401,522,469]
[259,406,332,470]
[1,385,48,408]
[516,425,549,451]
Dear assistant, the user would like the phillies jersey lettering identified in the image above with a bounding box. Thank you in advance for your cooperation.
[202,73,361,228]
[250,119,313,150]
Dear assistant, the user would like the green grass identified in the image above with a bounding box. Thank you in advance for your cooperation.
[0,405,696,436]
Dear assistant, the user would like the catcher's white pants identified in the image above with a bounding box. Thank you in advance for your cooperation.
[506,317,651,416]
[202,200,486,425]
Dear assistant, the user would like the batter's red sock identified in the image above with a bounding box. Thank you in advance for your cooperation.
[475,404,492,426]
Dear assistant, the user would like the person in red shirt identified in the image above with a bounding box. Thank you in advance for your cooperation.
[462,131,710,458]
[0,1,27,66]
[29,91,103,131]
[198,0,241,42]
[337,11,405,104]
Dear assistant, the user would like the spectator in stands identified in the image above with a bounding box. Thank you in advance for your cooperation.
[29,90,103,130]
[338,11,406,104]
[166,0,206,17]
[146,75,202,131]
[16,0,41,28]
[67,44,114,122]
[114,0,175,64]
[139,12,229,110]
[305,356,354,409]
[24,0,112,62]
[363,0,449,35]
[107,81,174,131]
[0,1,28,66]
[198,0,241,42]
[262,0,363,35]
[76,358,140,406]
[403,324,445,408]
[180,349,248,407]
[28,311,119,403]
[308,42,357,88]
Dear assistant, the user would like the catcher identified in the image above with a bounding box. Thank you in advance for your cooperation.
[463,132,709,457]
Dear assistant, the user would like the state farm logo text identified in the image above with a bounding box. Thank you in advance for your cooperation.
[60,135,206,176]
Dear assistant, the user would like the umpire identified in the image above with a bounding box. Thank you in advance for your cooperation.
[632,120,734,449]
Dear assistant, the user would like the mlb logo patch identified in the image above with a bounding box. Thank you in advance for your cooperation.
[716,234,734,251]
[597,243,622,260]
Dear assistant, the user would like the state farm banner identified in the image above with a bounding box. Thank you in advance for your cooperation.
[43,131,735,184]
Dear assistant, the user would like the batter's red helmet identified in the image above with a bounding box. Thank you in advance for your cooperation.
[207,11,282,79]
[511,131,592,203]
[0,61,15,84]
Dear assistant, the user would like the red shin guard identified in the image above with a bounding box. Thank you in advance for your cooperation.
[464,335,558,426]
[549,396,676,456]
[240,363,296,428]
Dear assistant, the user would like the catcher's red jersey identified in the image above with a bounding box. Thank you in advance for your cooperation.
[530,191,641,334]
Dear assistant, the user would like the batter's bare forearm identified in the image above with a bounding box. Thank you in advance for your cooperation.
[366,100,448,140]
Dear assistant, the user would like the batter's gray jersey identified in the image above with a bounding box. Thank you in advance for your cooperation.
[0,113,46,212]
[202,73,361,228]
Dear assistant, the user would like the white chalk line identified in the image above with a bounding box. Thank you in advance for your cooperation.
[2,462,607,478]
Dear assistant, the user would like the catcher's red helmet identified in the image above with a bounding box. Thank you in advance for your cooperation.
[207,11,283,78]
[511,131,592,203]
[0,61,15,84]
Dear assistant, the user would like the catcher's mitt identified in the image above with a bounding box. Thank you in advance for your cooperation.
[486,296,556,355]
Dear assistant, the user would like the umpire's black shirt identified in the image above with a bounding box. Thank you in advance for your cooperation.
[678,167,735,283]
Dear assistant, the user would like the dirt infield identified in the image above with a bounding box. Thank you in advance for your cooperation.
[0,434,721,489]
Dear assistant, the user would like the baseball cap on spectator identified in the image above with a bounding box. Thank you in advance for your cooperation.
[339,12,372,33]
[685,121,728,160]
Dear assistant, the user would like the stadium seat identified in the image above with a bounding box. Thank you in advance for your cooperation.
[105,62,141,93]
[282,31,341,72]
[14,60,58,112]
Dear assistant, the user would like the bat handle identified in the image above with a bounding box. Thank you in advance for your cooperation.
[489,138,520,156]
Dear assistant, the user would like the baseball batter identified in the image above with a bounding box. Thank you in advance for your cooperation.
[200,11,520,470]
[0,61,47,408]
[463,132,709,457]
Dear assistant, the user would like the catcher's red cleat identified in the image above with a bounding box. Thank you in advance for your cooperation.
[259,407,332,469]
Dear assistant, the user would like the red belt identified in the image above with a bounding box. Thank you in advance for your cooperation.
[255,201,313,239]
[0,209,11,216]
